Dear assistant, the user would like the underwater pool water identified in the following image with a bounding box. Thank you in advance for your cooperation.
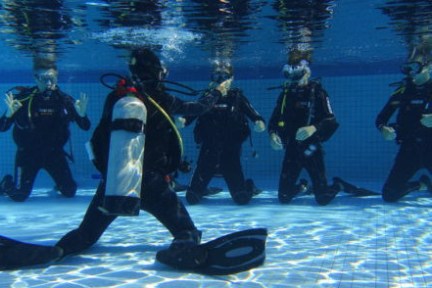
[1,0,432,287]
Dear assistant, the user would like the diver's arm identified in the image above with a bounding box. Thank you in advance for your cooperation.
[375,93,399,130]
[64,93,91,131]
[239,92,265,123]
[0,113,14,131]
[75,113,91,131]
[169,89,222,116]
[0,92,21,131]
[311,88,338,142]
[268,92,284,135]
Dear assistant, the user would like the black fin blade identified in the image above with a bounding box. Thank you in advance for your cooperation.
[156,228,267,275]
[0,235,62,270]
[197,228,267,275]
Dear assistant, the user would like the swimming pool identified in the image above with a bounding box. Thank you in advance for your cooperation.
[1,1,431,287]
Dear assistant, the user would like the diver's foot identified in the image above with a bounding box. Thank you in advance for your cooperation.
[202,187,223,196]
[333,177,358,194]
[186,190,203,205]
[297,178,309,194]
[170,229,202,250]
[0,174,14,196]
[245,179,262,196]
[278,192,293,204]
[171,180,189,192]
[419,174,432,192]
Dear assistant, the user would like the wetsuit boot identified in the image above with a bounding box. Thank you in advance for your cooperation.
[245,179,263,196]
[157,229,206,269]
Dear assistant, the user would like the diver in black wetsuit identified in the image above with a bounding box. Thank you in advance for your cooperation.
[0,57,90,201]
[268,54,343,205]
[54,49,231,257]
[182,63,266,205]
[376,53,432,202]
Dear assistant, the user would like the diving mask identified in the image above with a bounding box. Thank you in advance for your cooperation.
[282,60,311,82]
[34,69,58,91]
[211,70,232,84]
[401,61,431,85]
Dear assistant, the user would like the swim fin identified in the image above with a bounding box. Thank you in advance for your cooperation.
[202,186,223,196]
[156,228,267,275]
[333,177,380,197]
[0,235,63,270]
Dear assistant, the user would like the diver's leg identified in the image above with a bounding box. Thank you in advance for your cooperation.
[278,148,302,204]
[56,182,117,256]
[45,149,77,198]
[304,148,336,205]
[186,144,218,204]
[141,171,200,247]
[382,143,421,202]
[5,149,39,202]
[221,143,251,205]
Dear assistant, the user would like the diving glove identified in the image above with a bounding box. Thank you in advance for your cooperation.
[295,125,317,141]
[74,92,88,117]
[380,125,396,141]
[270,133,283,150]
[421,114,432,128]
[254,120,266,133]
[5,92,22,118]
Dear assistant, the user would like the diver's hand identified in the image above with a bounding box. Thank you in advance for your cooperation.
[270,133,283,151]
[74,92,88,117]
[295,125,317,141]
[380,125,396,141]
[175,116,186,129]
[5,92,22,118]
[254,120,266,133]
[298,66,311,87]
[421,114,432,128]
[215,77,233,96]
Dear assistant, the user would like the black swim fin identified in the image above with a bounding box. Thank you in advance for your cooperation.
[0,235,63,270]
[156,228,267,275]
[202,187,223,196]
[333,177,380,197]
[350,188,381,197]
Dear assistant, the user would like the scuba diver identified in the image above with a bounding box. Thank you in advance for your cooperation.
[268,51,376,205]
[376,52,432,202]
[0,49,265,274]
[0,56,90,201]
[180,61,266,205]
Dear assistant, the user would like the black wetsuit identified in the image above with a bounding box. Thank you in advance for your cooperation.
[186,88,265,205]
[56,81,221,256]
[376,79,432,202]
[268,81,338,205]
[0,87,91,201]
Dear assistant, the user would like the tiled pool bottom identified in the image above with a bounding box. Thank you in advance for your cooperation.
[1,187,431,287]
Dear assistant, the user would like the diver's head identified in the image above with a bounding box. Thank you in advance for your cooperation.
[282,59,311,86]
[34,68,58,92]
[129,49,165,89]
[211,62,234,84]
[401,55,431,85]
[33,55,58,91]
